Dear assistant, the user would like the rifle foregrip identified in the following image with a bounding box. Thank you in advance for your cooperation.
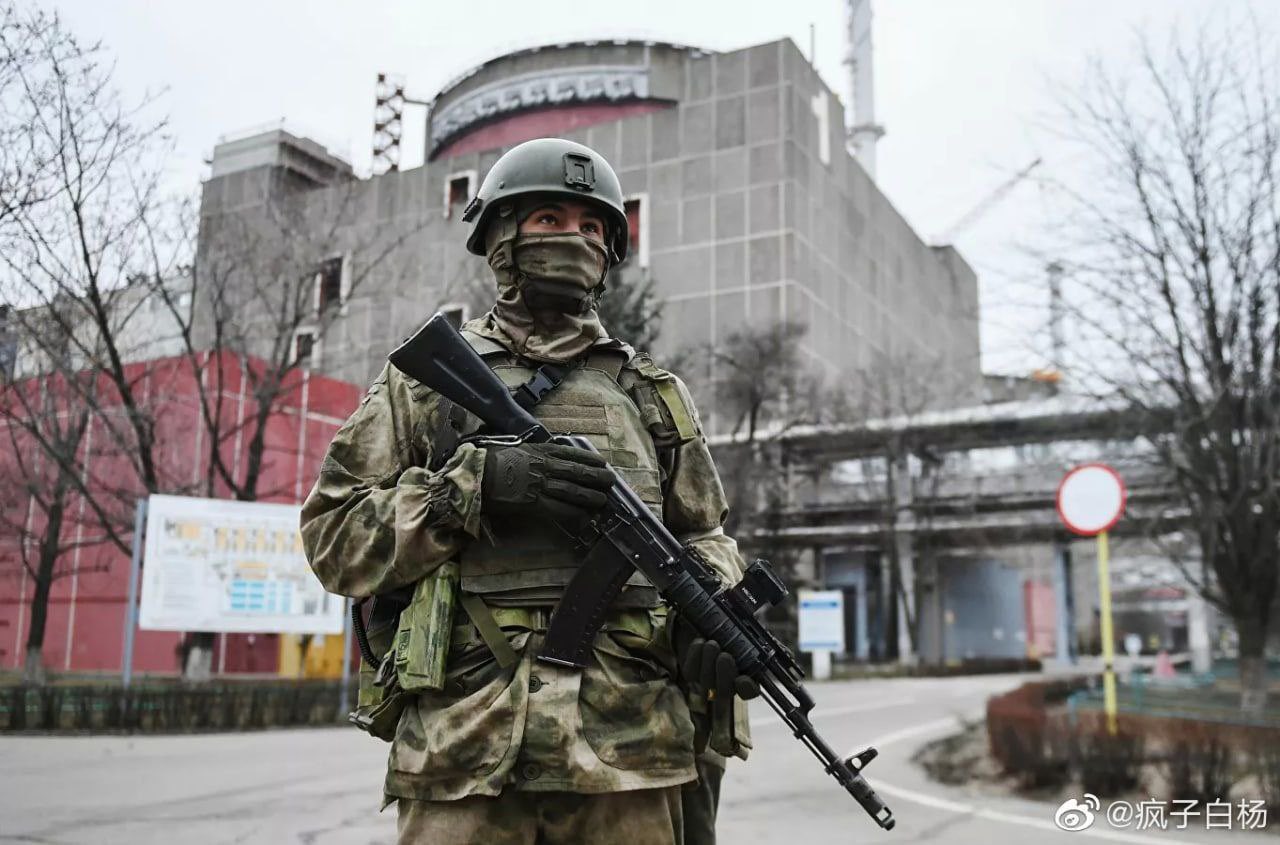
[667,568,762,675]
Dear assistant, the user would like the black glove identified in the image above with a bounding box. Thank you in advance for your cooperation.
[674,620,760,752]
[480,441,614,524]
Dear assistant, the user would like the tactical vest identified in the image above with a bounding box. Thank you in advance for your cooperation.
[455,332,695,608]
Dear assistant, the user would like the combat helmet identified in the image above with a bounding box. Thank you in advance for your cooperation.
[462,138,629,263]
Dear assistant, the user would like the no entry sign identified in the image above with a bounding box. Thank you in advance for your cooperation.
[1057,462,1126,734]
[1056,463,1126,536]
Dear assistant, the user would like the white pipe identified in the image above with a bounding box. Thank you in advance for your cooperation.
[843,0,884,179]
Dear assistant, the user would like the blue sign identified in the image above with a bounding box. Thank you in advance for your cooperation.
[798,589,846,652]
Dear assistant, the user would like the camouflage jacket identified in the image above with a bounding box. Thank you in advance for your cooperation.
[300,322,746,801]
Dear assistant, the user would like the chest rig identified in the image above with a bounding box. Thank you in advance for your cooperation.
[431,331,696,609]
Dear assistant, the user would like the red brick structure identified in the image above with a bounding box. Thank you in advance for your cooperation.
[0,353,360,676]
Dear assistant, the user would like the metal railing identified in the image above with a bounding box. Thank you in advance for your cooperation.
[1067,674,1280,729]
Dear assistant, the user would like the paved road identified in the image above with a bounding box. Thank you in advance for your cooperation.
[0,674,1254,843]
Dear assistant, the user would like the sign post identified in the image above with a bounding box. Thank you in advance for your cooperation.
[798,590,845,681]
[1056,463,1127,734]
[121,498,148,689]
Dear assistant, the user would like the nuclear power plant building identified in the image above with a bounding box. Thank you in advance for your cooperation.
[197,39,981,432]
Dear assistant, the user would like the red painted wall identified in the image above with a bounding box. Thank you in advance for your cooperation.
[1023,579,1058,659]
[0,353,361,677]
[433,101,672,161]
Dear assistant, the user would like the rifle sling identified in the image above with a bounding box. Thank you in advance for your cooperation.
[458,358,574,668]
[458,593,519,669]
[512,362,569,411]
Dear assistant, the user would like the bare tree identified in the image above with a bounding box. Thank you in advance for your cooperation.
[167,174,425,676]
[0,0,174,522]
[0,6,175,683]
[701,320,814,542]
[1047,25,1280,710]
[0,3,66,229]
[598,265,663,351]
[170,178,421,503]
[840,349,971,661]
[0,366,113,683]
[0,4,422,679]
[689,320,827,652]
[711,319,811,443]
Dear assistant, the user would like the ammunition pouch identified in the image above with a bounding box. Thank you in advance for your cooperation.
[394,562,460,692]
[348,563,460,741]
[348,588,410,741]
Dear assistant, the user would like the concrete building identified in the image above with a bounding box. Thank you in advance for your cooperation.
[0,306,16,381]
[197,39,982,433]
[1,273,194,381]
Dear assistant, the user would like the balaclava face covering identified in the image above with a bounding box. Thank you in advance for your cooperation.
[483,199,611,363]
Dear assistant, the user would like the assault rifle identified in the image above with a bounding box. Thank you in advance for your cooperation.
[389,314,896,831]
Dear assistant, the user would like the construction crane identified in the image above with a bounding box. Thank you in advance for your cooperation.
[933,158,1041,244]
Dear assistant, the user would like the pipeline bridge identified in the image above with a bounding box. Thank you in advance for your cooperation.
[706,395,1208,667]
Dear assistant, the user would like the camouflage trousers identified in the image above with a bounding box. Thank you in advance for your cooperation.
[397,786,684,844]
[680,757,721,845]
[681,756,724,845]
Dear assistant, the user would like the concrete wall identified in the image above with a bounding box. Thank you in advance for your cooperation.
[922,557,1027,662]
[6,276,193,381]
[197,38,982,432]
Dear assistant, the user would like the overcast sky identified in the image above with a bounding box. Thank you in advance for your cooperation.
[52,0,1274,373]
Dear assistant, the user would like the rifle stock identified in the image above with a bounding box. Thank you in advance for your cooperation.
[388,315,548,442]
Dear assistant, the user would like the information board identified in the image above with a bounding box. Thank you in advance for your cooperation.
[138,494,343,634]
[798,590,846,653]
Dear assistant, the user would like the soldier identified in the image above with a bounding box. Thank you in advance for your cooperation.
[301,138,751,845]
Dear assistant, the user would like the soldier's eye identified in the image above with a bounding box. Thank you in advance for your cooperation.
[536,213,558,226]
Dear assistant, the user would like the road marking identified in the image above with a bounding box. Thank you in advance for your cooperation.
[873,782,1206,845]
[851,715,965,757]
[860,714,1208,845]
[750,696,917,730]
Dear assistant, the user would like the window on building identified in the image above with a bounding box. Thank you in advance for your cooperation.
[292,330,316,366]
[443,171,476,219]
[438,304,467,328]
[0,341,15,382]
[624,198,641,258]
[810,93,831,166]
[0,305,11,381]
[621,194,649,269]
[316,257,345,313]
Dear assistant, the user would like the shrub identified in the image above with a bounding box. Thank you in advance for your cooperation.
[1160,721,1233,805]
[0,680,355,733]
[1072,717,1145,797]
[986,679,1086,789]
[1252,747,1280,814]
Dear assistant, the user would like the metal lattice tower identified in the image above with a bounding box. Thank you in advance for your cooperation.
[373,73,406,174]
